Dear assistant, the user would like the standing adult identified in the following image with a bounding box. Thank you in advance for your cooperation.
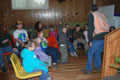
[81,5,109,74]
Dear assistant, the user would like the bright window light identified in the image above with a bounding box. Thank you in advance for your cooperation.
[11,0,49,10]
[33,0,45,4]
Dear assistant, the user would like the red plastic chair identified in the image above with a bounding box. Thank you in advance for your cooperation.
[48,36,60,51]
[3,34,16,56]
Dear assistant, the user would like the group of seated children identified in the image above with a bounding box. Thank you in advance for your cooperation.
[0,20,90,80]
[33,29,60,69]
[14,20,60,80]
[16,21,117,80]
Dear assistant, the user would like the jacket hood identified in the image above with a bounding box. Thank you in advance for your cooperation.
[21,48,33,59]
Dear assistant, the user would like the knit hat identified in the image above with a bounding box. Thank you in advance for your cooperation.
[16,20,23,25]
[90,4,98,12]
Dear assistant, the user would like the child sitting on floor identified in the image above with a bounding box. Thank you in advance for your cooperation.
[21,41,53,80]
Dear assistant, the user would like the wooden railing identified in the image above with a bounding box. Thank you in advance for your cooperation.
[102,28,120,80]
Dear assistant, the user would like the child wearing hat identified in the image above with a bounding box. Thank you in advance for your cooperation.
[13,20,29,51]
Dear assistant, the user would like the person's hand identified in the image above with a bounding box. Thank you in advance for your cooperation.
[58,21,62,25]
[2,39,8,44]
[89,42,92,47]
[37,43,40,46]
[22,42,25,46]
[69,36,72,38]
[13,48,18,52]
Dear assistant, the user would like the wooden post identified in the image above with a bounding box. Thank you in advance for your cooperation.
[93,0,96,4]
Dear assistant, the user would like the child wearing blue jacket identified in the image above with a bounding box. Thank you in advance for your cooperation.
[21,41,53,80]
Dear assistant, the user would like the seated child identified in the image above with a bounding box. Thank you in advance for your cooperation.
[49,27,57,38]
[65,23,77,57]
[33,29,60,69]
[83,24,89,42]
[44,25,50,38]
[21,41,53,80]
[34,43,52,67]
[73,25,89,53]
[69,42,78,57]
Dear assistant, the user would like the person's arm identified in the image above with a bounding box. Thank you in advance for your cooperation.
[58,21,63,35]
[29,54,48,71]
[34,56,47,67]
[24,30,29,41]
[13,31,24,45]
[16,38,24,45]
[58,25,63,34]
[26,37,29,41]
[8,34,19,52]
[9,34,16,48]
[73,31,77,40]
[88,13,94,43]
[43,37,48,43]
[69,29,72,38]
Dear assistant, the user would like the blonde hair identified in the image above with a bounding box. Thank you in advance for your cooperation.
[32,38,40,47]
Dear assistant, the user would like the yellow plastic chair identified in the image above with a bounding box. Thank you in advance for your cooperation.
[10,53,42,80]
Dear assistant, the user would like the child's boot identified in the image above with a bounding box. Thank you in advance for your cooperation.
[1,65,8,72]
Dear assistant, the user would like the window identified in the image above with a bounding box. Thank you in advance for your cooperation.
[11,0,49,10]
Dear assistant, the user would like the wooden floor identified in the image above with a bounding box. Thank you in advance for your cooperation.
[0,49,101,80]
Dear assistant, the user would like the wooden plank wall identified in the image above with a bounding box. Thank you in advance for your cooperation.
[114,0,120,12]
[102,28,120,80]
[0,3,3,24]
[0,0,114,28]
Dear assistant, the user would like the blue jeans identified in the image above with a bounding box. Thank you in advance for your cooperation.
[69,42,75,53]
[86,40,104,71]
[45,47,60,63]
[31,68,50,80]
[0,46,19,67]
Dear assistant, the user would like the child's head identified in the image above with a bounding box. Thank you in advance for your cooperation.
[75,24,80,32]
[50,27,55,32]
[84,24,88,30]
[0,24,8,34]
[37,29,44,37]
[16,20,23,30]
[39,22,42,28]
[109,26,116,32]
[24,41,35,51]
[62,27,67,33]
[58,21,63,25]
[90,4,98,12]
[0,24,8,38]
[34,21,43,30]
[65,23,69,29]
